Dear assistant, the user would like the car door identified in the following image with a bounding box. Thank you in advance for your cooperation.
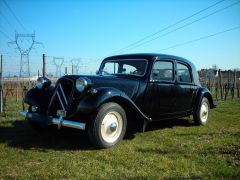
[143,59,176,121]
[174,61,194,113]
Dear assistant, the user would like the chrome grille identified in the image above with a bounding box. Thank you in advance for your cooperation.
[47,78,74,117]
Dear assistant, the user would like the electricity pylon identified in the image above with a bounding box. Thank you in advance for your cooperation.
[53,57,64,77]
[71,58,81,74]
[9,32,42,77]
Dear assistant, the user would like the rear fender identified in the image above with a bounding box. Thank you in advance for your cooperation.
[193,87,215,114]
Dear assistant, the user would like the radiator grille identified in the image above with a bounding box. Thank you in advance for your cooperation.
[47,78,74,117]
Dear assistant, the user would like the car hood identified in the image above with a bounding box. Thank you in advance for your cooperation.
[61,75,140,99]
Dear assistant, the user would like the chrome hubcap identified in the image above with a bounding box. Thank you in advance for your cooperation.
[200,102,209,122]
[101,111,123,143]
[110,122,117,132]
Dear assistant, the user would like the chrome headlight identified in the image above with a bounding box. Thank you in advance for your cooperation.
[36,77,51,89]
[76,77,91,92]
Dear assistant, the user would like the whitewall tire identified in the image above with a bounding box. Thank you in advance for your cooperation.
[88,102,127,148]
[193,97,210,125]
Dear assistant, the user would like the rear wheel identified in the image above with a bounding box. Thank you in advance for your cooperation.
[88,102,127,148]
[193,97,210,125]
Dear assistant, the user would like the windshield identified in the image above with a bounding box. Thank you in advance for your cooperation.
[99,59,147,76]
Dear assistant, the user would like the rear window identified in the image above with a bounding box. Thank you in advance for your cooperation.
[177,63,192,83]
[152,61,174,81]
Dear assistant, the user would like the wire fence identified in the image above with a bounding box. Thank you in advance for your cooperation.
[1,69,240,99]
[199,69,240,100]
[0,53,239,116]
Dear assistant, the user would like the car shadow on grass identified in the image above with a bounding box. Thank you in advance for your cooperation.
[0,118,194,151]
[125,118,195,139]
[0,119,95,151]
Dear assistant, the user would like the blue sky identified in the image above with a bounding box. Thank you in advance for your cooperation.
[0,0,240,76]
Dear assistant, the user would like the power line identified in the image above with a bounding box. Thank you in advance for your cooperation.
[0,30,13,41]
[156,26,240,52]
[115,1,240,55]
[112,0,227,54]
[118,0,240,54]
[2,0,27,32]
[0,11,16,30]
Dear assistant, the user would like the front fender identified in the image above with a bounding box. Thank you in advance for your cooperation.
[193,87,215,114]
[24,86,54,113]
[77,87,152,122]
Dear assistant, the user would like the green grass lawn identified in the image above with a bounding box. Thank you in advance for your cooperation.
[0,98,239,179]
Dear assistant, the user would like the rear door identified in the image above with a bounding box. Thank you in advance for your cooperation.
[143,59,175,120]
[174,61,194,113]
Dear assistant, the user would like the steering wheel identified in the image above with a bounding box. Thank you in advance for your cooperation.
[132,70,140,75]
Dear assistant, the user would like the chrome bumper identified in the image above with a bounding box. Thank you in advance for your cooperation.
[20,111,86,130]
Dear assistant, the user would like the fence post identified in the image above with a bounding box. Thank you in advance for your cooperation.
[22,86,28,111]
[0,55,3,113]
[232,70,236,99]
[65,67,68,75]
[208,75,211,91]
[215,80,218,101]
[43,54,46,77]
[224,70,231,100]
[16,76,19,102]
[228,70,231,86]
[237,83,240,98]
[218,69,223,100]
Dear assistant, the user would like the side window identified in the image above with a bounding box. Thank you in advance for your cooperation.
[103,62,119,74]
[177,63,192,83]
[152,61,174,81]
[122,64,137,74]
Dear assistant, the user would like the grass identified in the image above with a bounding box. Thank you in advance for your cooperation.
[0,98,239,179]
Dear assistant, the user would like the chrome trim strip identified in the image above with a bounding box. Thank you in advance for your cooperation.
[47,85,58,114]
[57,91,66,111]
[59,84,68,105]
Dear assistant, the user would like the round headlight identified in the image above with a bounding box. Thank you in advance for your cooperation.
[76,77,90,92]
[36,77,51,89]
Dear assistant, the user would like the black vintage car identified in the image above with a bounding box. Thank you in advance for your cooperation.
[21,53,216,148]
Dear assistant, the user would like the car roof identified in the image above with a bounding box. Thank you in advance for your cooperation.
[104,53,194,66]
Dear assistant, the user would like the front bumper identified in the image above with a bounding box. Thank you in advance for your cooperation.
[20,111,86,130]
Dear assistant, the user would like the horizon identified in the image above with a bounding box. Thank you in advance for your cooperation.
[0,0,240,76]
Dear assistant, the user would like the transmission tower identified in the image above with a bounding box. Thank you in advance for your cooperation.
[9,32,41,77]
[53,57,64,77]
[71,58,81,74]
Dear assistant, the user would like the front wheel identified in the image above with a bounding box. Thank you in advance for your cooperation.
[193,97,210,125]
[88,102,127,148]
